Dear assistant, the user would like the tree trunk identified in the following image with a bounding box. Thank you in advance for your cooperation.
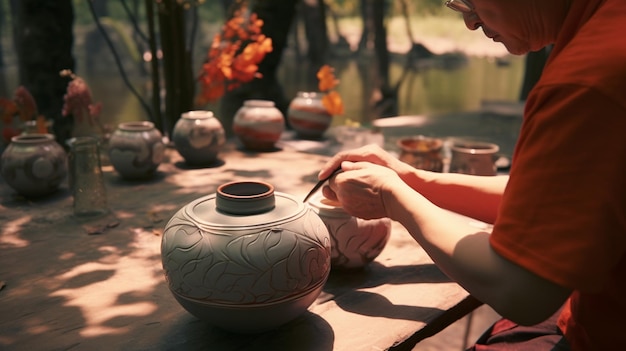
[14,0,75,143]
[157,0,195,138]
[301,0,329,66]
[372,0,388,84]
[357,0,373,52]
[0,0,6,97]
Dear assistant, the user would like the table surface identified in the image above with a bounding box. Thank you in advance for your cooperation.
[0,136,484,351]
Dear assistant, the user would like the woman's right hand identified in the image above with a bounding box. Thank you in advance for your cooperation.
[318,144,411,181]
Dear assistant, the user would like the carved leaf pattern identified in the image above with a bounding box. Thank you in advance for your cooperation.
[161,208,331,305]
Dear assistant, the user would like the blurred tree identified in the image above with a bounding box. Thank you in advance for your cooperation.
[301,0,329,65]
[0,0,6,97]
[11,0,75,143]
[219,0,300,136]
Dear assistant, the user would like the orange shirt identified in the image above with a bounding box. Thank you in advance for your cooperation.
[490,0,626,349]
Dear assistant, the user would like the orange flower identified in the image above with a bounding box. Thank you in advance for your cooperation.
[322,91,344,116]
[317,65,339,92]
[0,98,18,124]
[196,6,273,105]
[317,64,344,116]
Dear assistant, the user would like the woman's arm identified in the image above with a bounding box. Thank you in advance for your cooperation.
[325,161,571,325]
[319,144,508,223]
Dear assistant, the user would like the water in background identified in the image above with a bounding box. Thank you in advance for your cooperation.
[68,52,524,125]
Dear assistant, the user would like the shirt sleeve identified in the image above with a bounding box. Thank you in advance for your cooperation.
[490,83,626,292]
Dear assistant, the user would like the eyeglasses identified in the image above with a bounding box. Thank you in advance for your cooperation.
[445,0,474,13]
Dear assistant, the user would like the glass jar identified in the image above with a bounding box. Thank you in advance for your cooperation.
[68,136,108,217]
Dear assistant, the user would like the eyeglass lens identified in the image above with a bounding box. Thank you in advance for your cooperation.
[446,0,473,13]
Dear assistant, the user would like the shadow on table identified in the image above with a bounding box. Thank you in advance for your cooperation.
[158,311,334,351]
[319,262,454,323]
[324,262,451,294]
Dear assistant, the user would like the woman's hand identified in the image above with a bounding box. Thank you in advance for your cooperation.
[318,144,409,180]
[322,161,404,220]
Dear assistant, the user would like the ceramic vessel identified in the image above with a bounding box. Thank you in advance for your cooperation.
[233,99,285,151]
[0,134,67,198]
[108,121,165,179]
[161,180,331,333]
[67,137,108,217]
[287,91,333,139]
[397,135,444,172]
[308,193,391,270]
[172,110,225,166]
[449,139,500,176]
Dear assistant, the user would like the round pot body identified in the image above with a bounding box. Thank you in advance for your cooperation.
[308,193,391,270]
[449,139,500,176]
[287,91,333,139]
[397,136,444,172]
[233,100,285,151]
[0,134,67,198]
[161,181,331,333]
[172,111,225,166]
[108,121,165,180]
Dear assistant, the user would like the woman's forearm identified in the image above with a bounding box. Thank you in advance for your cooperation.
[398,168,508,224]
[383,182,571,325]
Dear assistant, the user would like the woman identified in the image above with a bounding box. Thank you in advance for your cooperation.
[317,0,626,349]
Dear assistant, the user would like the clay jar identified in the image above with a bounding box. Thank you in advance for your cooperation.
[161,180,331,333]
[233,99,285,151]
[172,110,225,166]
[0,134,67,198]
[108,121,165,180]
[287,91,333,139]
[397,135,444,172]
[449,139,500,176]
[308,193,391,270]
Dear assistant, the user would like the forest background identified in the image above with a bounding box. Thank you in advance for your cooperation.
[0,0,543,144]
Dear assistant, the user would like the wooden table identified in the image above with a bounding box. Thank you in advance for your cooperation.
[0,138,482,351]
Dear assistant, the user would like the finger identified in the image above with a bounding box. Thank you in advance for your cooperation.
[321,185,338,201]
[318,159,343,180]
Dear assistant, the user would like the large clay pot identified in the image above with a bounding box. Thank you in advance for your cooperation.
[172,110,225,166]
[0,134,67,198]
[233,99,285,151]
[287,91,333,139]
[308,193,391,270]
[161,180,331,333]
[108,121,165,180]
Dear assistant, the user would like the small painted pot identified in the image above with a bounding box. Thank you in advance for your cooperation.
[233,99,285,151]
[449,139,500,176]
[287,91,333,139]
[172,110,225,166]
[108,121,165,179]
[161,181,331,333]
[308,193,391,270]
[397,135,444,172]
[0,134,67,198]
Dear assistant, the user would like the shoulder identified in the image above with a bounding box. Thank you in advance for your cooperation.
[538,0,626,109]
